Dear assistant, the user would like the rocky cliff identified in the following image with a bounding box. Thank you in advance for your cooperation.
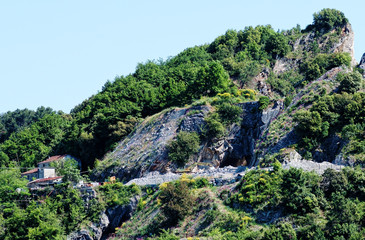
[92,101,282,182]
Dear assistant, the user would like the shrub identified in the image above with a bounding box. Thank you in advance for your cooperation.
[232,169,282,208]
[191,177,210,188]
[293,110,328,139]
[284,95,293,108]
[259,96,270,110]
[263,222,297,240]
[98,182,141,207]
[204,112,225,139]
[167,131,200,166]
[237,89,257,100]
[337,71,363,94]
[216,102,243,125]
[281,168,320,214]
[159,181,195,226]
[301,53,351,80]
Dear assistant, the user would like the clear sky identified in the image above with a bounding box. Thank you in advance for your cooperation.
[1,0,364,114]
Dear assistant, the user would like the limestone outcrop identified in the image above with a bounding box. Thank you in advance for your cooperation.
[92,101,282,183]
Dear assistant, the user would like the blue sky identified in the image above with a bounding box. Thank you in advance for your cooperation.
[1,0,364,113]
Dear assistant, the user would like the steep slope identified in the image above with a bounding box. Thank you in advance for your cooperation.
[93,101,282,182]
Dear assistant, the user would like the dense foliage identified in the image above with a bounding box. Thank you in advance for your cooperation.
[0,113,71,168]
[294,90,365,163]
[97,182,141,207]
[0,107,54,144]
[113,165,365,239]
[0,169,141,239]
[309,8,349,33]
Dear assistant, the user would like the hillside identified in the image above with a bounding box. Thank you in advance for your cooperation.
[0,8,365,240]
[91,8,363,183]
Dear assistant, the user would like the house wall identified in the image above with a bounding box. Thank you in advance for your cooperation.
[38,168,56,179]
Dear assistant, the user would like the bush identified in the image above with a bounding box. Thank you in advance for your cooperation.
[259,96,270,110]
[281,168,321,214]
[301,53,351,80]
[204,112,225,139]
[338,71,363,94]
[293,110,329,139]
[263,222,297,240]
[216,102,243,125]
[159,181,195,226]
[233,169,282,208]
[167,131,200,166]
[191,177,210,188]
[98,182,141,207]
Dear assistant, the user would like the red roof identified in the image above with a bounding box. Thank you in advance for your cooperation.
[21,168,38,175]
[38,155,67,164]
[28,176,62,184]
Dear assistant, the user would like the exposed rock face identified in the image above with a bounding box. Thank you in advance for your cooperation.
[93,106,210,182]
[312,134,347,163]
[179,110,207,134]
[68,196,140,240]
[283,149,302,163]
[273,58,301,74]
[215,101,283,167]
[359,53,365,77]
[93,101,282,182]
[291,23,356,66]
[68,213,109,240]
[104,196,140,233]
[330,23,356,66]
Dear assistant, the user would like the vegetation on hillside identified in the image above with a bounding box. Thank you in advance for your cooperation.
[0,8,365,239]
[0,8,356,172]
[113,165,365,239]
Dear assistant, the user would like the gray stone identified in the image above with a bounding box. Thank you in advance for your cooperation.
[359,53,365,77]
[68,212,109,240]
[105,195,140,231]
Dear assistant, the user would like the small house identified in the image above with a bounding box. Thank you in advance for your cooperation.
[21,155,76,181]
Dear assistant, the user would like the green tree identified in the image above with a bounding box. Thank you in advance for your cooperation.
[52,157,82,184]
[0,169,29,205]
[159,181,195,226]
[321,168,348,198]
[204,112,225,139]
[294,110,328,139]
[195,61,230,97]
[263,222,297,240]
[281,168,320,214]
[312,8,348,33]
[265,33,290,59]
